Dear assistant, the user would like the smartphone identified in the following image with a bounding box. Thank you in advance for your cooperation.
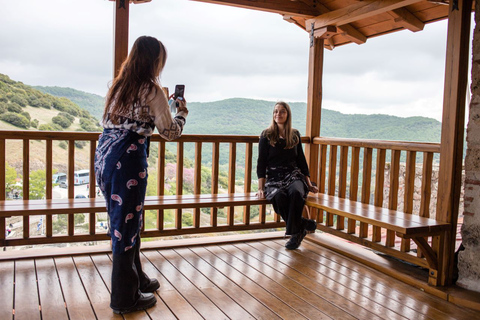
[174,84,185,100]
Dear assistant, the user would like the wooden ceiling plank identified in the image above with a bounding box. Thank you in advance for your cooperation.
[306,0,424,30]
[314,26,338,39]
[189,0,321,17]
[390,7,425,31]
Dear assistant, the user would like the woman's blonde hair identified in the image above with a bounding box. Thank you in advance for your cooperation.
[263,101,299,149]
[103,36,167,124]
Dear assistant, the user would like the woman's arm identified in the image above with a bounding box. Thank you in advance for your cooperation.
[148,88,188,141]
[257,177,266,199]
[256,134,268,199]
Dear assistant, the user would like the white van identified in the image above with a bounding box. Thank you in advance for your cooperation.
[74,169,90,185]
[52,173,67,184]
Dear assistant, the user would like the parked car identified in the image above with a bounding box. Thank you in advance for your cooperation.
[59,180,68,188]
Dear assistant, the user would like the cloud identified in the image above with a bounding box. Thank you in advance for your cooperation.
[0,0,467,121]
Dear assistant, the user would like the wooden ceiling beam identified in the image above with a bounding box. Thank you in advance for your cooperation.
[389,8,425,32]
[338,25,367,44]
[305,2,367,45]
[189,0,321,17]
[306,0,424,30]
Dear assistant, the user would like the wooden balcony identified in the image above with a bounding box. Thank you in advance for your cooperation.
[2,232,480,320]
[1,130,480,316]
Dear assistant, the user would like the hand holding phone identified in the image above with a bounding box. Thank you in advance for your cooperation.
[174,85,185,107]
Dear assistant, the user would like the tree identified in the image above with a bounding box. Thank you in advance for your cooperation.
[29,169,46,200]
[5,162,18,196]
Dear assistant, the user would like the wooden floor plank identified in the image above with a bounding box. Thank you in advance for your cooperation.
[150,249,229,319]
[72,255,123,320]
[89,254,152,320]
[261,240,412,320]
[206,245,331,319]
[162,248,255,320]
[14,259,41,320]
[0,261,14,320]
[190,246,307,319]
[299,239,476,320]
[221,243,356,320]
[175,247,281,320]
[142,250,203,320]
[54,257,97,320]
[35,258,69,319]
[232,242,381,320]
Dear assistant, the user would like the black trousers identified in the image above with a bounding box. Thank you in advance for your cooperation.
[270,179,306,235]
[110,237,149,308]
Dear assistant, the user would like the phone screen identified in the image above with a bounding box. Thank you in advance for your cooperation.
[174,85,185,99]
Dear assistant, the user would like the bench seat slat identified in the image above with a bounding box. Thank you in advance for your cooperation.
[306,194,449,236]
[0,193,268,217]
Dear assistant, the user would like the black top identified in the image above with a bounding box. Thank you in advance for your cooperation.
[257,130,310,180]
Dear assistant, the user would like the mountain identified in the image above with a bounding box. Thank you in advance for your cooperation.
[34,86,105,120]
[184,98,441,143]
[0,74,101,132]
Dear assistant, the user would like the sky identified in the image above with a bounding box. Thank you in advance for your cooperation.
[0,0,470,122]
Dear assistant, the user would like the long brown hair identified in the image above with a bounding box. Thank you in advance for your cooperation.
[263,101,299,149]
[103,36,167,123]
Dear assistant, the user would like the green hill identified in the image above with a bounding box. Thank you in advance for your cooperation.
[34,86,105,120]
[0,74,101,132]
[184,98,441,143]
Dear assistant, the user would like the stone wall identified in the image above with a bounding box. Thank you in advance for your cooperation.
[457,0,480,292]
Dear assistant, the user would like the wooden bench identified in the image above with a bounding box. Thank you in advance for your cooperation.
[305,193,450,286]
[0,193,274,247]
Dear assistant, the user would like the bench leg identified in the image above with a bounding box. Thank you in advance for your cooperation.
[410,233,445,286]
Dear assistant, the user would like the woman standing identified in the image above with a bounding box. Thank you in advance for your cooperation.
[94,36,188,314]
[256,101,318,250]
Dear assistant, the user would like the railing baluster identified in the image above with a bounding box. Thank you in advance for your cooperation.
[23,139,30,239]
[68,139,75,236]
[387,149,401,247]
[46,140,53,237]
[317,144,328,223]
[419,152,434,258]
[326,145,337,226]
[211,142,220,227]
[373,148,386,242]
[157,141,165,231]
[337,146,349,230]
[176,141,184,230]
[89,140,96,235]
[0,139,5,246]
[194,142,202,228]
[401,151,416,252]
[227,142,236,226]
[360,147,372,238]
[348,146,360,234]
[244,142,253,225]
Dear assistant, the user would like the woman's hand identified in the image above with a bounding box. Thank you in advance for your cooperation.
[169,94,188,115]
[308,184,319,194]
[256,189,265,199]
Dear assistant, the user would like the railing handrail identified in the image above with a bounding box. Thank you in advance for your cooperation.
[313,136,441,153]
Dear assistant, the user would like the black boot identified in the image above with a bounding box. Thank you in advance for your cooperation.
[111,247,157,313]
[302,217,317,231]
[285,228,307,250]
[112,292,157,314]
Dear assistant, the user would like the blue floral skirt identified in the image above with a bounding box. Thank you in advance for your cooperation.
[95,129,148,254]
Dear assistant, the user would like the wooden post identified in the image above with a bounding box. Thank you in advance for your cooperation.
[436,0,472,286]
[114,0,129,78]
[305,36,324,185]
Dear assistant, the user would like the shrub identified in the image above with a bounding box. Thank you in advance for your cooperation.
[7,102,22,113]
[59,112,75,122]
[75,141,86,149]
[10,94,28,107]
[0,112,30,129]
[21,111,31,121]
[58,141,67,150]
[31,119,39,128]
[39,124,54,131]
[52,115,72,129]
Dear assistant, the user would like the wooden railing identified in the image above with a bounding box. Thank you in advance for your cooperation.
[310,136,442,256]
[1,131,311,247]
